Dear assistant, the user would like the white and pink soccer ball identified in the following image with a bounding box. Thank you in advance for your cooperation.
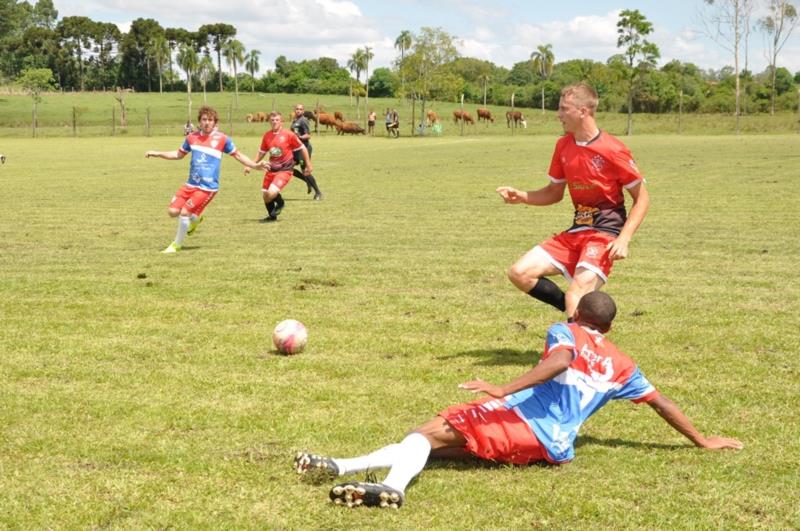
[272,319,308,355]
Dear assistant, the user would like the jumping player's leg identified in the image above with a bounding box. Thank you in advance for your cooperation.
[565,267,605,318]
[507,247,566,312]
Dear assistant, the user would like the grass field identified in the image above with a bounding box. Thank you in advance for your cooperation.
[1,132,799,528]
[1,90,799,137]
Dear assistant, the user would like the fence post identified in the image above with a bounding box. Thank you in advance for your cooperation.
[460,94,465,136]
[228,104,233,135]
[145,107,151,137]
[112,106,116,137]
[32,106,36,138]
[411,97,416,137]
[511,93,516,137]
[72,106,77,137]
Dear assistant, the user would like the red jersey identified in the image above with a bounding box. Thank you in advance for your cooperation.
[547,131,643,235]
[259,129,304,172]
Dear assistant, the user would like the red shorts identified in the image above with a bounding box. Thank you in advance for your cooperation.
[439,397,547,465]
[536,230,615,282]
[169,185,217,216]
[262,171,292,192]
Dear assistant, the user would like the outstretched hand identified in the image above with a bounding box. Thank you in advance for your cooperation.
[496,186,525,204]
[605,235,631,261]
[699,436,744,451]
[458,379,504,398]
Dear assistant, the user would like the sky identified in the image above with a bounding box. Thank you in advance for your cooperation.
[51,0,800,76]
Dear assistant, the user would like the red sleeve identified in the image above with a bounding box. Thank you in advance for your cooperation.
[547,136,568,182]
[607,139,642,187]
[259,132,270,153]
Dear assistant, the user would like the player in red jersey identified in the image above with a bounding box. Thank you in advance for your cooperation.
[497,83,650,317]
[246,112,312,222]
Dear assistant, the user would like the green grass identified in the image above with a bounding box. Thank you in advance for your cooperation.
[1,90,799,137]
[0,133,798,528]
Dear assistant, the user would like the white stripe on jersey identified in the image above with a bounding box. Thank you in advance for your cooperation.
[192,145,223,159]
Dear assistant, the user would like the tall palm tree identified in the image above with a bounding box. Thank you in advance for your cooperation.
[244,49,261,93]
[530,44,555,114]
[347,48,367,113]
[363,45,374,126]
[149,35,170,94]
[197,54,215,103]
[394,30,413,96]
[223,39,246,107]
[177,43,198,99]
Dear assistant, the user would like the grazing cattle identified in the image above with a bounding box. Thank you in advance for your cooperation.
[254,111,267,122]
[246,113,254,123]
[335,120,366,135]
[334,111,344,121]
[303,110,317,124]
[426,110,439,126]
[476,108,494,123]
[317,112,338,131]
[506,111,526,128]
[453,110,475,125]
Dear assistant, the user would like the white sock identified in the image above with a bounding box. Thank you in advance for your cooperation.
[175,215,190,245]
[382,432,431,494]
[333,443,401,476]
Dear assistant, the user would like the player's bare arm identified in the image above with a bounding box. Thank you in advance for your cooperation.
[232,150,268,171]
[145,150,185,160]
[496,181,565,206]
[606,182,650,261]
[459,348,572,398]
[299,147,313,176]
[647,394,743,450]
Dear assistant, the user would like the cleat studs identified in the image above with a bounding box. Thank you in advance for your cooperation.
[355,499,363,506]
[379,492,389,501]
[333,498,342,505]
[346,501,354,508]
[380,501,389,508]
[390,492,400,502]
[332,486,344,496]
[356,487,366,495]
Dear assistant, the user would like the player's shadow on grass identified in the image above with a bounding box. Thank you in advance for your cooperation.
[575,435,689,451]
[440,348,542,367]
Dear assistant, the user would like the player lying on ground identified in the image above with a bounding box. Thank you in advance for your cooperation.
[294,292,743,509]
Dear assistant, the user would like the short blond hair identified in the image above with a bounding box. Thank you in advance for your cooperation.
[561,83,599,115]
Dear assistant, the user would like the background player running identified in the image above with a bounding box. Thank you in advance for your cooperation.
[290,104,322,200]
[145,106,266,253]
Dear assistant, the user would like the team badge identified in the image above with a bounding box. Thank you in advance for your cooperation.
[211,140,219,148]
[590,155,606,171]
[269,147,283,158]
[586,246,599,258]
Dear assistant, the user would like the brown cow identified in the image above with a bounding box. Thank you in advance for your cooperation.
[317,112,338,131]
[334,111,344,121]
[302,110,317,124]
[453,110,475,125]
[246,113,254,123]
[426,110,439,126]
[254,111,267,122]
[335,120,366,135]
[477,108,494,123]
[506,111,526,128]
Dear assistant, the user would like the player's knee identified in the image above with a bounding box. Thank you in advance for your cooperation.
[507,264,533,289]
[167,208,180,217]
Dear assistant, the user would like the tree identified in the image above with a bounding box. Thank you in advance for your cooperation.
[394,30,412,97]
[177,43,197,99]
[758,0,799,115]
[700,0,755,133]
[165,28,193,91]
[400,27,459,102]
[149,34,169,93]
[530,44,555,114]
[17,67,55,136]
[368,67,398,97]
[32,0,57,30]
[223,38,245,105]
[616,9,660,135]
[244,49,260,93]
[197,54,214,103]
[198,23,236,92]
[363,45,374,126]
[347,47,367,113]
[57,16,95,91]
[118,18,164,92]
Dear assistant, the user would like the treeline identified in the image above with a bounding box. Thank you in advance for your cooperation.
[2,0,799,115]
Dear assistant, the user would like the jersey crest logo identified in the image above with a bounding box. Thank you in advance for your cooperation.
[590,154,606,171]
[269,147,283,158]
[210,140,219,148]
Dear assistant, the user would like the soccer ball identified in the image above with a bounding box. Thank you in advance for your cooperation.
[273,319,308,355]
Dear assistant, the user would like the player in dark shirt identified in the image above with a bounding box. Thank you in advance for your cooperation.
[291,104,323,200]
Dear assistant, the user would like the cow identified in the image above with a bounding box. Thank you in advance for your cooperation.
[246,113,254,123]
[477,108,494,123]
[317,112,339,131]
[453,110,475,125]
[254,111,268,122]
[426,110,439,126]
[335,120,366,135]
[506,111,527,129]
[303,110,317,124]
[334,111,345,121]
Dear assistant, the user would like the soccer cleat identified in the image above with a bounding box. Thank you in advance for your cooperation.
[307,184,313,194]
[273,203,284,217]
[313,192,323,201]
[294,452,339,479]
[259,215,277,223]
[187,215,204,235]
[161,242,181,253]
[329,482,403,509]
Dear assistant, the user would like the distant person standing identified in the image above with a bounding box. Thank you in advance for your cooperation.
[496,83,650,317]
[386,109,400,138]
[145,106,266,253]
[290,104,323,200]
[246,112,312,222]
[183,120,194,136]
[368,110,376,135]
